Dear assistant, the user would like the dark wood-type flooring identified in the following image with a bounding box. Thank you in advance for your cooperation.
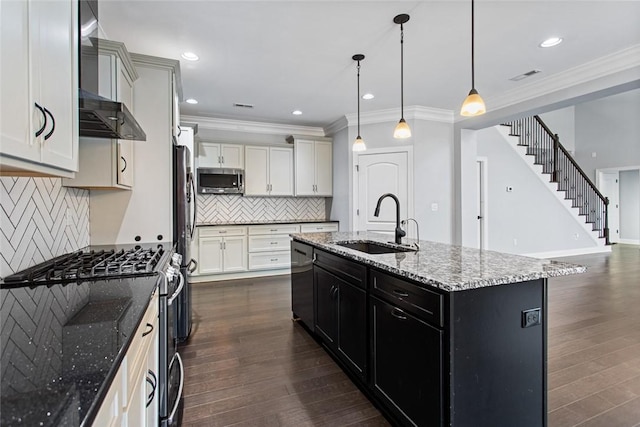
[181,244,640,426]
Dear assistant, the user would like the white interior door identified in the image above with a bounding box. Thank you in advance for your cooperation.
[356,151,409,234]
[599,171,620,243]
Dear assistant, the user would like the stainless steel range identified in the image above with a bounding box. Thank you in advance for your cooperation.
[1,243,185,427]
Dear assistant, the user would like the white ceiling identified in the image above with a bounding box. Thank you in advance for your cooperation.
[99,1,640,128]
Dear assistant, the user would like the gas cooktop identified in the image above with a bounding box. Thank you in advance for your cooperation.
[2,243,172,288]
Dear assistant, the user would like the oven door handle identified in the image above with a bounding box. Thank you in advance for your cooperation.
[168,270,185,307]
[167,353,185,425]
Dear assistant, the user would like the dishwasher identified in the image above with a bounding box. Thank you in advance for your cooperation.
[291,241,314,331]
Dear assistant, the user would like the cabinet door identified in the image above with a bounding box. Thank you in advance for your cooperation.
[223,236,247,272]
[117,140,134,187]
[34,0,77,171]
[371,296,443,427]
[198,236,223,274]
[125,367,147,427]
[314,141,333,196]
[198,142,221,168]
[244,146,269,196]
[269,147,294,196]
[314,267,339,345]
[0,0,38,163]
[221,144,244,169]
[338,280,367,379]
[145,323,159,427]
[294,139,315,196]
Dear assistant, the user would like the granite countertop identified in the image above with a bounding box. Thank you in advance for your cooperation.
[197,219,338,226]
[0,275,159,427]
[291,231,585,292]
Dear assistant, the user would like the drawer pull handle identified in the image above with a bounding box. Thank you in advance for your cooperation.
[270,229,278,232]
[146,369,157,407]
[270,241,278,245]
[391,308,407,320]
[271,258,278,262]
[393,289,409,298]
[142,322,154,337]
[294,248,307,256]
[219,230,227,234]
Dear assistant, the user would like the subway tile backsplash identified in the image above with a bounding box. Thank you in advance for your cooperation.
[0,177,90,278]
[197,195,325,224]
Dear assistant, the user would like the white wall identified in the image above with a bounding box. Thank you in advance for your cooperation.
[574,89,640,181]
[477,127,600,255]
[329,126,350,230]
[539,106,576,153]
[332,115,455,243]
[619,170,640,241]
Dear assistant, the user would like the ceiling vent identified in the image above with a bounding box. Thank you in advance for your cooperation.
[233,103,254,109]
[509,69,542,81]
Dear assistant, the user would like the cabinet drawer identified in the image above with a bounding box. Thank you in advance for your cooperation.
[300,223,338,233]
[249,252,291,270]
[248,235,292,252]
[314,249,366,290]
[248,224,300,235]
[370,269,443,328]
[199,226,246,237]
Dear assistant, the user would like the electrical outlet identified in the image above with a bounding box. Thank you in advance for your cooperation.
[431,203,438,212]
[522,308,542,328]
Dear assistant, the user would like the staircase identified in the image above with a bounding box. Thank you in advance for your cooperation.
[501,116,610,244]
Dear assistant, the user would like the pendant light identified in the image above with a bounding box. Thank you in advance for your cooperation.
[393,14,411,139]
[460,0,486,116]
[352,54,367,152]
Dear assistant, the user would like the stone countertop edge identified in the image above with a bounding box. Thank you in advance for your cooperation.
[196,219,339,226]
[291,231,586,292]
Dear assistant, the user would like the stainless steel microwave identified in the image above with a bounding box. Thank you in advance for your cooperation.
[197,168,244,194]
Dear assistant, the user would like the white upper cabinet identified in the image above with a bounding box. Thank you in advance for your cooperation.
[0,0,78,177]
[292,137,333,196]
[198,142,244,169]
[244,146,293,196]
[63,39,137,189]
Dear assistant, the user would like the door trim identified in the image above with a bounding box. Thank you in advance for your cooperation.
[477,157,488,250]
[352,146,414,231]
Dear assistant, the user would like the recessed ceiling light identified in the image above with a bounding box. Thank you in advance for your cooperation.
[185,98,198,104]
[292,110,302,115]
[539,37,563,48]
[181,52,199,61]
[362,93,375,100]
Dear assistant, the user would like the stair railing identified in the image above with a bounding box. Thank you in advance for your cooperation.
[502,115,610,244]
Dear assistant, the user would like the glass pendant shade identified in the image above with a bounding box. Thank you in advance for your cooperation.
[393,118,411,139]
[352,136,366,152]
[460,88,486,116]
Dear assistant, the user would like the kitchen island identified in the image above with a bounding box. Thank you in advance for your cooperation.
[290,231,585,427]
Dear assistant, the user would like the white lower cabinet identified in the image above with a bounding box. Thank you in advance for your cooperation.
[300,222,339,233]
[248,224,300,271]
[93,291,158,427]
[191,222,338,280]
[197,226,247,274]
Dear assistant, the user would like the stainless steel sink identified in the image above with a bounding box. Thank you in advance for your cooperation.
[335,241,416,255]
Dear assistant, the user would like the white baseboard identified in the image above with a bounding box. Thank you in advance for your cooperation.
[617,239,640,245]
[189,268,290,283]
[525,245,612,259]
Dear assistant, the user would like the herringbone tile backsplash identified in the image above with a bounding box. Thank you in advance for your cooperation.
[0,177,90,279]
[197,195,326,224]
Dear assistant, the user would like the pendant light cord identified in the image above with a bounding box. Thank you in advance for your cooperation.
[357,60,361,137]
[471,0,475,90]
[400,23,405,119]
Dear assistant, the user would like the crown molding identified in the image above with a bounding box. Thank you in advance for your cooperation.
[180,115,326,137]
[96,38,138,80]
[330,105,454,134]
[485,44,640,113]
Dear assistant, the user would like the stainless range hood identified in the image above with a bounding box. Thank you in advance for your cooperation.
[79,89,146,140]
[78,0,146,141]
